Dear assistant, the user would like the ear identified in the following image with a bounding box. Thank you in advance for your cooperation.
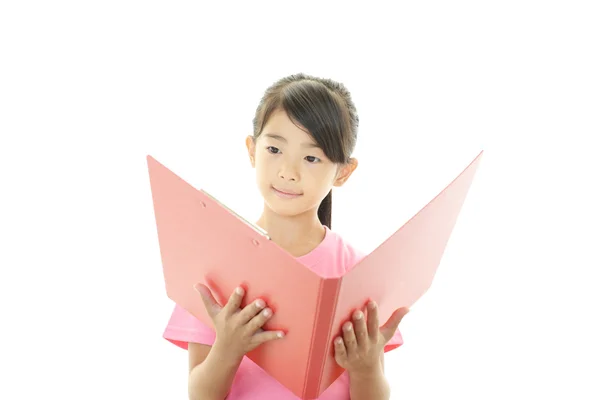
[333,158,358,187]
[245,135,256,168]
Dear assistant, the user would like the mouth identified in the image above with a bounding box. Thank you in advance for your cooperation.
[271,186,303,198]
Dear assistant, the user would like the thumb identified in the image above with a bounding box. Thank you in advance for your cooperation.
[380,307,410,343]
[194,283,221,317]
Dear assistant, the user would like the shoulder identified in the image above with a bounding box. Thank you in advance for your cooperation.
[329,231,366,266]
[326,228,366,270]
[298,226,365,277]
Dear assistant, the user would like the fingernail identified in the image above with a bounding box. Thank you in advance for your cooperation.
[255,300,265,308]
[235,287,244,295]
[262,308,272,317]
[277,331,285,338]
[335,337,343,345]
[344,322,352,331]
[354,311,363,320]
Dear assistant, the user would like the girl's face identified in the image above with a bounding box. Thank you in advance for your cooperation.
[246,108,357,218]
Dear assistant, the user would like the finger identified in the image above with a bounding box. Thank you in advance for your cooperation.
[380,307,410,342]
[194,283,221,318]
[246,306,273,333]
[342,321,357,355]
[237,298,266,324]
[352,310,368,348]
[250,328,285,349]
[366,300,380,339]
[334,336,347,365]
[222,286,246,316]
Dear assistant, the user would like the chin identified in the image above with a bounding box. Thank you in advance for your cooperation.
[264,197,314,217]
[265,200,301,216]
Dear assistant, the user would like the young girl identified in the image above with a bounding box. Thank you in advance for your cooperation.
[162,73,410,399]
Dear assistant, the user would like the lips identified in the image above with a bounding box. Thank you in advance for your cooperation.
[272,186,303,197]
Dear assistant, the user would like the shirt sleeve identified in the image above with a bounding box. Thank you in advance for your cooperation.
[163,304,216,350]
[384,327,404,352]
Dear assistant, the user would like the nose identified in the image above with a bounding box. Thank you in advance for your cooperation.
[278,160,299,181]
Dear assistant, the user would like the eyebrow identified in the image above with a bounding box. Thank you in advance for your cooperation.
[264,133,321,149]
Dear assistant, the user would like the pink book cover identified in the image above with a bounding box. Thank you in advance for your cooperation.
[146,151,483,399]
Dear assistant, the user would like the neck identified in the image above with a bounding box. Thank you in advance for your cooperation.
[256,204,326,255]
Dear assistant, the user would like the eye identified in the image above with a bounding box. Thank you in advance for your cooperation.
[305,156,321,163]
[267,146,280,154]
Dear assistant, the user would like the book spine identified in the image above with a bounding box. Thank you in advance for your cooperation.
[303,277,341,398]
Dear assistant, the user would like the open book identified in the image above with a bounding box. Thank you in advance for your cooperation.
[147,151,483,399]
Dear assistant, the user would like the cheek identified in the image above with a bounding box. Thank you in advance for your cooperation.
[304,169,334,195]
[311,166,336,185]
[254,153,272,173]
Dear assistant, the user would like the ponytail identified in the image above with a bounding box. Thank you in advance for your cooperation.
[318,190,332,229]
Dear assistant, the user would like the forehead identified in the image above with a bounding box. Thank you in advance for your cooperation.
[261,109,316,145]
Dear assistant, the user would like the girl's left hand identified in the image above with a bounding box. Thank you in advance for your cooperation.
[333,301,409,375]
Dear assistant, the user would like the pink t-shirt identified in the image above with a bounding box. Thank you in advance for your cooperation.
[163,226,404,399]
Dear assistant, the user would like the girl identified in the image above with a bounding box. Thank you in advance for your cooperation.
[162,73,410,399]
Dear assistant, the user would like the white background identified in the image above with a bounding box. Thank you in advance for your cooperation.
[1,1,599,399]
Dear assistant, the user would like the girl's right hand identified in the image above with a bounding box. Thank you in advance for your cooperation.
[195,283,285,360]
